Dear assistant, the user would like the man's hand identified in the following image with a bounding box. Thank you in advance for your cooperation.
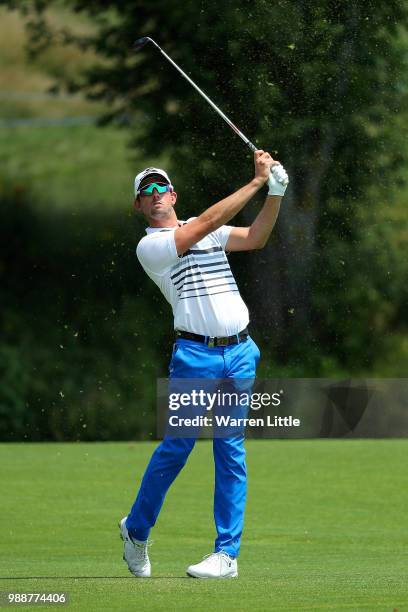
[254,150,275,185]
[267,163,289,197]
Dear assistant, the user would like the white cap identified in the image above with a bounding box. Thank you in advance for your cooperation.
[134,167,172,196]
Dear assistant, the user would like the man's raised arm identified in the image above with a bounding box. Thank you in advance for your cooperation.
[174,150,274,256]
[225,163,289,252]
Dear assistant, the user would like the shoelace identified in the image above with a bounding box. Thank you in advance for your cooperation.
[202,551,233,566]
[130,539,153,562]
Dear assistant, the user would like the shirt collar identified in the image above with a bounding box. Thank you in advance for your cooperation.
[145,221,186,235]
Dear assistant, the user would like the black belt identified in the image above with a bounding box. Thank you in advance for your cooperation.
[175,327,249,348]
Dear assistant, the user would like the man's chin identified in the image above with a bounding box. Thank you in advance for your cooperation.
[150,209,172,220]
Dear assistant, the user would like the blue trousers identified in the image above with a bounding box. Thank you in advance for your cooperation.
[126,336,260,558]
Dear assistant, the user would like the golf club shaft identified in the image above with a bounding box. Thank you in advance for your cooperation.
[139,38,257,152]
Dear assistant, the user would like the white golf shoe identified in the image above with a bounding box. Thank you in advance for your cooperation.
[119,517,151,577]
[187,551,238,578]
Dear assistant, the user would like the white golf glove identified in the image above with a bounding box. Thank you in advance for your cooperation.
[267,163,289,197]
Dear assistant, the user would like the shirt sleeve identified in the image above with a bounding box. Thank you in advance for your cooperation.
[185,218,233,251]
[212,225,233,250]
[136,232,180,275]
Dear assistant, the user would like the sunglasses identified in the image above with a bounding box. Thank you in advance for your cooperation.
[139,182,173,196]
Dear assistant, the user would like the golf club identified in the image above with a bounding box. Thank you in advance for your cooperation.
[134,36,258,152]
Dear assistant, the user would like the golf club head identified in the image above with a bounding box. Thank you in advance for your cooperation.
[133,37,153,51]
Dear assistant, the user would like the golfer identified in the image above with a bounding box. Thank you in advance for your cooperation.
[120,150,288,578]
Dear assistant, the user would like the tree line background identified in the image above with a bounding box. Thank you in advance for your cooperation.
[1,0,408,441]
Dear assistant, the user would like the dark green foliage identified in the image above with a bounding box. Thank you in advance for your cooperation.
[0,183,174,440]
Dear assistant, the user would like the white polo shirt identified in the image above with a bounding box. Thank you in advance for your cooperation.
[136,219,249,337]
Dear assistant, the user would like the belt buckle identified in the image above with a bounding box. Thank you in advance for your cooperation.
[207,336,215,348]
[217,336,229,347]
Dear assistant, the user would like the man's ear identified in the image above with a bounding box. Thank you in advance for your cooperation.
[133,196,141,211]
[171,191,177,207]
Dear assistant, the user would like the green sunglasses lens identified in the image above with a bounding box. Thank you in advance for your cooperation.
[140,182,169,195]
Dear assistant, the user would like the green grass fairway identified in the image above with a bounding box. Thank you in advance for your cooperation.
[0,441,407,611]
